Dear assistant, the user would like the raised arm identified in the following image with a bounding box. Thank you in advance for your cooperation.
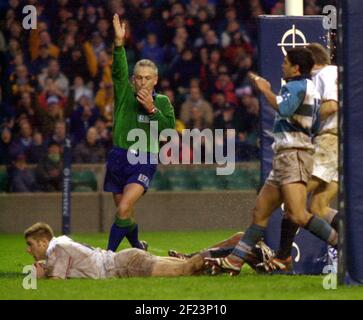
[112,14,128,84]
[249,72,278,111]
[113,13,126,47]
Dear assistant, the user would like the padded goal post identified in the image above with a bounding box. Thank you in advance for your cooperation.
[338,0,363,285]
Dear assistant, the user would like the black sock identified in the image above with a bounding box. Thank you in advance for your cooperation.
[125,224,144,249]
[277,217,299,260]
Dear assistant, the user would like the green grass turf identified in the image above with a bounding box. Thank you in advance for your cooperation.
[1,230,362,300]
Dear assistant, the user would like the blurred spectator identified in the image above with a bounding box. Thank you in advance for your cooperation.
[193,22,211,48]
[90,31,106,58]
[214,102,242,131]
[233,54,254,89]
[40,96,64,136]
[199,48,221,96]
[73,127,106,163]
[28,131,47,164]
[140,33,165,67]
[239,92,260,139]
[6,51,26,78]
[212,92,228,118]
[35,143,63,192]
[3,38,21,67]
[30,30,60,61]
[7,21,23,43]
[32,45,51,75]
[82,4,100,38]
[45,120,66,147]
[180,87,214,129]
[0,128,12,165]
[162,88,180,118]
[93,50,112,92]
[134,3,162,44]
[60,46,90,83]
[0,89,14,129]
[94,118,112,151]
[164,26,190,66]
[70,76,93,105]
[9,64,37,99]
[212,72,237,104]
[169,48,200,91]
[70,95,100,143]
[200,29,220,52]
[8,153,38,192]
[38,58,69,98]
[95,82,113,124]
[83,31,106,79]
[9,120,33,161]
[15,92,47,130]
[97,18,113,48]
[224,31,254,69]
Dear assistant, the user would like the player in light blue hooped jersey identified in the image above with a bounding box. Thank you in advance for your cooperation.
[267,43,339,272]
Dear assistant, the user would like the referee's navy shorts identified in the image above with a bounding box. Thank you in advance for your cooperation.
[103,147,157,194]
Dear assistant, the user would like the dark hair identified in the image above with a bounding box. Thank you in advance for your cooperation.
[286,47,315,75]
[306,43,331,65]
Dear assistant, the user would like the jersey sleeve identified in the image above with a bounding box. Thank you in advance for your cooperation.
[276,81,306,117]
[112,46,132,110]
[320,68,338,102]
[46,245,71,279]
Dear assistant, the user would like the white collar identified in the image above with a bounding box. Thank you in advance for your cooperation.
[46,235,73,257]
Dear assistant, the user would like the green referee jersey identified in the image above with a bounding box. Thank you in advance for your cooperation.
[112,46,176,153]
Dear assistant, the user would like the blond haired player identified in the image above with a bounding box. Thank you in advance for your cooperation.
[25,223,204,279]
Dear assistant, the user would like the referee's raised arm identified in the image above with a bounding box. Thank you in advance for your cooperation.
[112,14,128,82]
[113,13,125,47]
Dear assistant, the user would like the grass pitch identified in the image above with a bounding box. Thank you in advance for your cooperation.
[1,230,362,300]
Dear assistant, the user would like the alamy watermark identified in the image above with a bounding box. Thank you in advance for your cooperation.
[22,265,37,290]
[126,122,236,175]
[322,264,337,290]
[322,5,337,30]
[22,5,37,30]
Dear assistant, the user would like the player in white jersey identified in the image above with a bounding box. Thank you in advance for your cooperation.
[307,43,339,225]
[25,223,205,279]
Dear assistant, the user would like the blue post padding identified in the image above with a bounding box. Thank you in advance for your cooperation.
[342,0,363,285]
[258,16,328,274]
[62,118,72,235]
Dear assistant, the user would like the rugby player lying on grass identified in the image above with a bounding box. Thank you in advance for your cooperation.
[25,223,275,279]
[25,222,204,279]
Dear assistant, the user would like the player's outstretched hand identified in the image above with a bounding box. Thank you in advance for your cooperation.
[113,13,126,46]
[248,72,271,92]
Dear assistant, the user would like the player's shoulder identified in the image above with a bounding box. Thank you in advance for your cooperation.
[155,93,170,103]
[47,236,74,255]
[315,65,338,80]
[155,93,173,107]
[284,77,308,92]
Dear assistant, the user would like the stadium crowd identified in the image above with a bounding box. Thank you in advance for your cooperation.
[0,0,334,192]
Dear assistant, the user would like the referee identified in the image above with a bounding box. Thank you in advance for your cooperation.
[104,14,175,252]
